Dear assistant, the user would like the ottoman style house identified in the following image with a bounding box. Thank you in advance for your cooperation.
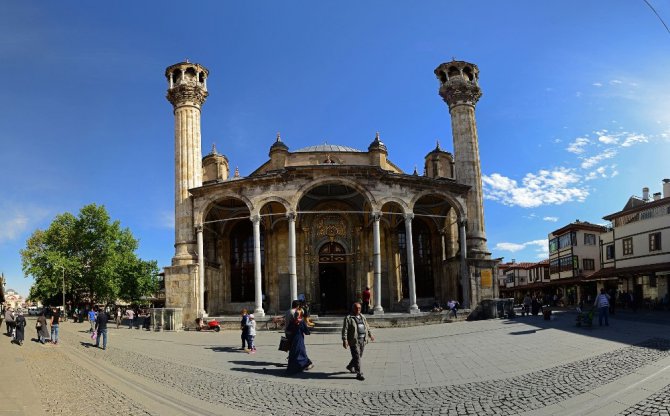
[163,59,497,324]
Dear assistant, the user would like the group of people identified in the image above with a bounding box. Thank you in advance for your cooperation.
[4,306,61,346]
[240,301,375,381]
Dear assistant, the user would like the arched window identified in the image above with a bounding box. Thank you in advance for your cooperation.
[230,221,264,302]
[397,219,434,298]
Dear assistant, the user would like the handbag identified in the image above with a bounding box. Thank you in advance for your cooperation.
[91,331,97,340]
[278,336,290,352]
[36,321,42,329]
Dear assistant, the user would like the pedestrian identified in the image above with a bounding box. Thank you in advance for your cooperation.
[14,311,26,346]
[447,300,459,318]
[594,288,610,326]
[342,302,374,381]
[4,307,15,338]
[116,307,122,329]
[362,287,371,314]
[95,307,108,350]
[246,314,256,353]
[286,307,314,374]
[88,308,96,333]
[126,308,135,329]
[240,308,249,350]
[50,307,61,344]
[522,294,531,316]
[36,311,49,344]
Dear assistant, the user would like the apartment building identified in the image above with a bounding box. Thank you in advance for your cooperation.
[499,260,550,300]
[587,180,670,305]
[548,221,607,303]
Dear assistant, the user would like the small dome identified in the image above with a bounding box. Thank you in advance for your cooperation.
[368,132,387,152]
[270,132,289,152]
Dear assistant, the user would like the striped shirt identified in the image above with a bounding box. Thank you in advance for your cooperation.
[595,294,610,308]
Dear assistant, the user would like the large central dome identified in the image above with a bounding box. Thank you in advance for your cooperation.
[294,144,363,153]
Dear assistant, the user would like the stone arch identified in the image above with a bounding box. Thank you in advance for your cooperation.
[294,177,376,211]
[378,197,410,215]
[409,190,465,220]
[196,192,254,227]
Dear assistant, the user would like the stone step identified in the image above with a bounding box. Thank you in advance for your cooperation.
[311,321,342,333]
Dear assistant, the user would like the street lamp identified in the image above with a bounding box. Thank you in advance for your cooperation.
[60,266,65,321]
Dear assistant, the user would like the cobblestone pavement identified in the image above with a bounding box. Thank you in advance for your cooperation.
[19,338,156,416]
[617,383,670,416]
[4,312,670,416]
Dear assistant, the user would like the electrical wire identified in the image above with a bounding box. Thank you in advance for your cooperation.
[643,0,670,35]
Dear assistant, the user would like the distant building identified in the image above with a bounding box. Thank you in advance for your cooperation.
[3,288,25,309]
[499,260,550,300]
[587,180,670,305]
[548,221,607,303]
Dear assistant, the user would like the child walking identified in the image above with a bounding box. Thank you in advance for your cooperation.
[246,314,257,353]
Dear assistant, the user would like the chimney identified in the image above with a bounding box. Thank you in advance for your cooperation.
[653,192,661,201]
[642,187,649,201]
[664,179,670,199]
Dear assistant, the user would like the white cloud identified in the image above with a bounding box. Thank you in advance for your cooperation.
[494,238,548,259]
[598,134,618,145]
[543,216,559,222]
[494,242,525,252]
[566,137,590,154]
[581,148,617,169]
[610,79,622,85]
[592,82,603,87]
[620,133,647,147]
[483,168,588,208]
[0,205,49,243]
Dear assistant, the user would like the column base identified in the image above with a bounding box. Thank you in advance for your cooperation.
[253,307,265,318]
[408,305,420,314]
[373,306,384,315]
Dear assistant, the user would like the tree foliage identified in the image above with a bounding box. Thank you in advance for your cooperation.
[21,204,159,305]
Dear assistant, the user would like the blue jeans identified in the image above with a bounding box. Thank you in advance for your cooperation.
[598,306,609,326]
[51,324,59,343]
[95,329,107,349]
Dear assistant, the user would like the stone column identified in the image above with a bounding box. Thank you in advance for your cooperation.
[287,212,297,305]
[404,213,419,313]
[372,212,384,314]
[165,62,209,266]
[251,215,265,317]
[435,60,489,259]
[459,220,470,308]
[196,224,206,317]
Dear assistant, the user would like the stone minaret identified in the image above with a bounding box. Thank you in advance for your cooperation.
[435,60,489,258]
[165,61,209,265]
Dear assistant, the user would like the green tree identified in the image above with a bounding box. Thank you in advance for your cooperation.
[21,204,159,305]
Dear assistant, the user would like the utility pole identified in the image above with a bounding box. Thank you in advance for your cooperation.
[61,266,65,321]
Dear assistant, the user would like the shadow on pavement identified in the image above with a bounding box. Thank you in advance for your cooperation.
[230,366,353,380]
[228,360,285,367]
[206,346,249,353]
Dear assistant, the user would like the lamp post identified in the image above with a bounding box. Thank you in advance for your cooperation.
[61,266,65,321]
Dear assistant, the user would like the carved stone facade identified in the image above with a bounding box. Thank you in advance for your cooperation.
[163,60,497,324]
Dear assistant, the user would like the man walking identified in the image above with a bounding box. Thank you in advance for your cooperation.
[95,308,108,350]
[88,308,96,333]
[342,302,374,381]
[361,287,371,314]
[594,288,611,326]
[4,307,15,338]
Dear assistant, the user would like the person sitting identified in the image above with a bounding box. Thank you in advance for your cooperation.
[431,300,443,312]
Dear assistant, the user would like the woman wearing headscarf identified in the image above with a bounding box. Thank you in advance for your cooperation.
[36,311,49,344]
[14,311,27,346]
[286,307,314,374]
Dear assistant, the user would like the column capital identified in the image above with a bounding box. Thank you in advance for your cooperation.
[195,224,204,233]
[251,215,261,224]
[403,213,415,221]
[286,212,297,221]
[372,212,382,222]
[458,218,468,228]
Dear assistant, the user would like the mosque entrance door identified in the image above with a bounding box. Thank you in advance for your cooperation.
[318,242,347,314]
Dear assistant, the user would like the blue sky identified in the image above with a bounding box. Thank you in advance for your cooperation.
[2,1,670,297]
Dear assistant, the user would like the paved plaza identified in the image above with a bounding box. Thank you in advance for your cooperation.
[1,311,670,416]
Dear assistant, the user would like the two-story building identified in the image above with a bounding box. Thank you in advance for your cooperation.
[548,221,607,304]
[587,181,670,307]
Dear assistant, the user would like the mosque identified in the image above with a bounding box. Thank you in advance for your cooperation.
[162,59,497,324]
